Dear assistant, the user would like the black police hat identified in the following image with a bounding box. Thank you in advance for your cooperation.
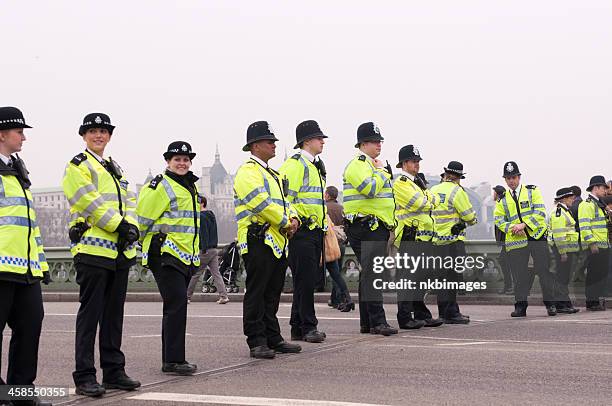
[243,121,279,152]
[294,120,327,149]
[503,161,521,178]
[163,141,196,160]
[586,175,608,192]
[493,185,506,196]
[395,145,422,168]
[355,122,384,148]
[0,107,32,130]
[443,161,466,179]
[554,187,574,201]
[78,113,115,136]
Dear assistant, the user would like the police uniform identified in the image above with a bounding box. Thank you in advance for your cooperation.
[0,107,51,406]
[430,161,477,323]
[234,121,302,359]
[136,142,200,375]
[279,120,327,343]
[547,188,580,313]
[392,145,441,329]
[578,176,610,310]
[62,113,140,396]
[343,122,397,336]
[493,161,557,317]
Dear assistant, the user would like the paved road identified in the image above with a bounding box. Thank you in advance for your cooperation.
[3,302,612,405]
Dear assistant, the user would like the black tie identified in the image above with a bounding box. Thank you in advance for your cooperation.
[511,190,524,223]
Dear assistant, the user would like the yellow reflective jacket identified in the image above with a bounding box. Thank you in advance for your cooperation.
[234,158,298,259]
[343,153,395,230]
[137,172,200,267]
[62,151,137,260]
[0,164,48,279]
[279,152,327,230]
[548,204,579,254]
[430,181,477,245]
[578,196,610,250]
[393,174,438,246]
[494,184,547,251]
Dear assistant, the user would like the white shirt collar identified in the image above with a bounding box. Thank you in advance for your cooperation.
[300,149,316,163]
[0,152,11,165]
[250,155,268,168]
[400,170,415,181]
[511,184,522,195]
[86,148,105,163]
[588,194,601,203]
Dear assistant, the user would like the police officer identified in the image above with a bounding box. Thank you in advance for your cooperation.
[343,123,397,336]
[431,161,477,324]
[136,142,200,375]
[493,161,557,317]
[548,187,580,313]
[393,145,442,329]
[0,107,52,406]
[578,176,610,311]
[493,185,514,295]
[233,121,302,359]
[62,113,141,397]
[279,120,328,343]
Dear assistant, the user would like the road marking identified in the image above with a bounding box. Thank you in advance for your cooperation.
[436,341,495,346]
[127,392,391,406]
[378,343,612,356]
[400,335,612,347]
[46,313,361,321]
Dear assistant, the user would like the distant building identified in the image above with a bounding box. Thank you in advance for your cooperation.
[31,187,69,210]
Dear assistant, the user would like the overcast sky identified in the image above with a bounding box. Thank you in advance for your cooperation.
[4,0,611,204]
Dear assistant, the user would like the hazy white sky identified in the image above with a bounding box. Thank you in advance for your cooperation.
[3,0,611,205]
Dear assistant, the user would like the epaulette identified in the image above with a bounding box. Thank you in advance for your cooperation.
[291,153,301,160]
[71,153,87,166]
[556,206,562,217]
[526,185,537,190]
[149,174,163,189]
[358,155,366,162]
[399,175,407,182]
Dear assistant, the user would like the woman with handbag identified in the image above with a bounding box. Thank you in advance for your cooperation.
[325,216,354,312]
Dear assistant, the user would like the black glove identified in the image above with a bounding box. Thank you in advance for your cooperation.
[69,222,90,244]
[42,272,51,285]
[116,220,140,244]
[451,222,467,236]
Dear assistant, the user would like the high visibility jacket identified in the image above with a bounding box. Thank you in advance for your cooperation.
[279,153,327,230]
[494,184,547,251]
[578,196,610,250]
[430,181,477,245]
[234,158,298,259]
[62,151,137,260]
[548,204,579,254]
[0,164,48,279]
[343,154,395,230]
[393,174,438,246]
[137,172,200,267]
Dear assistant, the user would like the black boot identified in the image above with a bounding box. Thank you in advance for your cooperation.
[337,292,355,312]
[511,301,527,317]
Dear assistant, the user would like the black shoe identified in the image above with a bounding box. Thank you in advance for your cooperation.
[370,324,398,336]
[249,345,276,359]
[303,330,326,343]
[444,315,470,324]
[327,300,339,309]
[271,341,302,353]
[568,307,580,314]
[511,302,527,317]
[399,320,425,329]
[103,373,141,391]
[290,332,303,341]
[338,302,355,312]
[162,361,198,375]
[360,326,370,334]
[546,305,557,316]
[422,318,444,327]
[586,304,605,311]
[75,382,106,397]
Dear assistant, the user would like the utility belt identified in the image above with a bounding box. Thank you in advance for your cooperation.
[247,222,270,240]
[344,214,393,231]
[401,225,418,242]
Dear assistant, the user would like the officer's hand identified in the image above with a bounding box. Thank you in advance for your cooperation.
[373,159,384,168]
[511,223,526,235]
[560,254,568,262]
[590,244,599,254]
[42,272,51,285]
[116,220,140,243]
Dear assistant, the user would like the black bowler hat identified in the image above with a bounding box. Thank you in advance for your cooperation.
[493,185,506,196]
[0,107,32,130]
[555,187,574,201]
[586,175,608,192]
[78,113,115,136]
[395,145,422,168]
[443,161,466,179]
[294,120,327,149]
[163,141,196,160]
[355,122,384,148]
[502,161,521,178]
[243,121,279,152]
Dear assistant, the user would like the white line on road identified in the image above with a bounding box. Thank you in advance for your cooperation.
[127,392,391,406]
[400,335,612,347]
[436,341,496,346]
[46,313,361,321]
[378,343,612,356]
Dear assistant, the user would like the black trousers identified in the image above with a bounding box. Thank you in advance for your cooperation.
[552,249,576,308]
[435,242,465,319]
[0,281,44,386]
[242,236,286,349]
[346,221,389,329]
[506,240,556,306]
[150,258,191,364]
[585,248,610,306]
[289,227,322,335]
[498,246,514,291]
[396,240,434,324]
[73,263,128,385]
